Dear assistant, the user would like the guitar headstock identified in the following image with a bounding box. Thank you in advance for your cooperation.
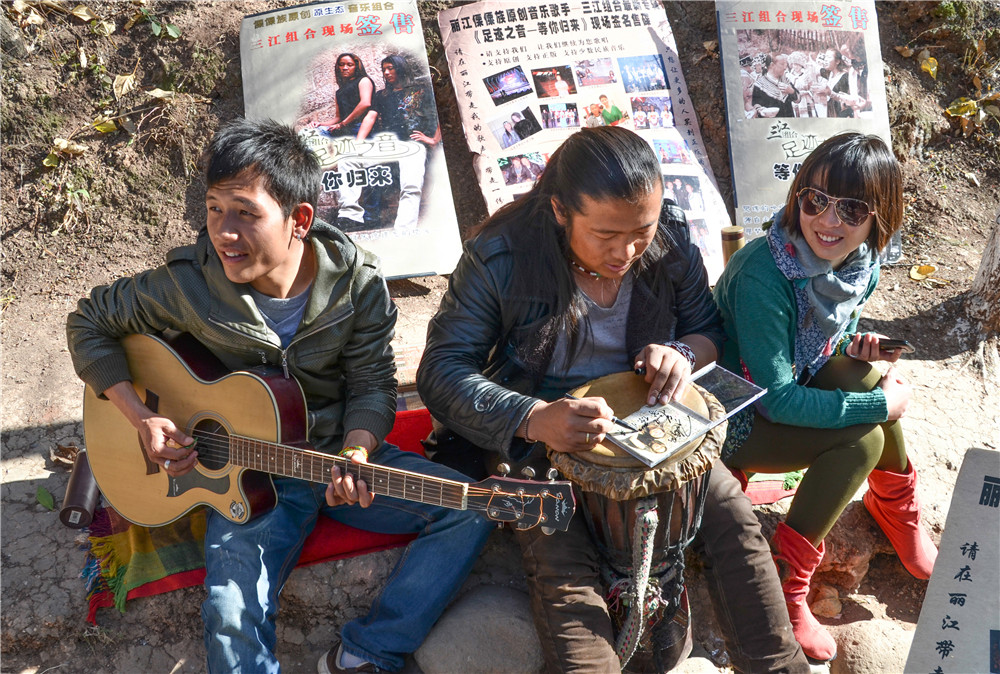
[468,476,576,532]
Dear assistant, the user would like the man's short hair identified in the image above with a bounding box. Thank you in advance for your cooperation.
[207,118,321,217]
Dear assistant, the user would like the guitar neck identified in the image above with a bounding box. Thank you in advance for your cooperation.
[229,435,470,510]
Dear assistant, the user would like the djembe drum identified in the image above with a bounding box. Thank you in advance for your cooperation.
[548,372,726,672]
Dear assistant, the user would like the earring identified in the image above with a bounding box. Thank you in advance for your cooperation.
[294,233,303,240]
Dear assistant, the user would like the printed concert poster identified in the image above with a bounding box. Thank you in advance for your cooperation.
[240,1,463,279]
[716,0,897,258]
[438,0,732,283]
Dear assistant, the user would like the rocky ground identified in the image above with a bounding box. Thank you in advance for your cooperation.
[2,1,999,673]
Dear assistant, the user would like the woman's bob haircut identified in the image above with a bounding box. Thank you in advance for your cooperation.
[782,131,903,252]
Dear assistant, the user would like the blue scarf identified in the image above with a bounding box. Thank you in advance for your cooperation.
[766,208,876,380]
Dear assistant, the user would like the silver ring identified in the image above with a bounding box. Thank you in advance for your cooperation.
[585,433,591,444]
[164,459,172,470]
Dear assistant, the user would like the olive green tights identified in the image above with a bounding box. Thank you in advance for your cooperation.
[726,355,907,547]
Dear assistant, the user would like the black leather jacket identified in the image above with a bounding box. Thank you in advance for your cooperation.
[417,204,724,462]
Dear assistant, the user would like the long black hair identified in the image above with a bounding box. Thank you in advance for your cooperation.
[334,53,368,88]
[476,126,664,362]
[381,54,412,88]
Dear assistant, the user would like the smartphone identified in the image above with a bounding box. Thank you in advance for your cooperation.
[879,338,915,354]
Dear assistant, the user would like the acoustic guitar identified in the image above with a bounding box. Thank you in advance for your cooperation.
[83,333,575,532]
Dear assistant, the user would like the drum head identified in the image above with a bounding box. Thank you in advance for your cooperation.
[549,372,725,499]
[568,372,710,468]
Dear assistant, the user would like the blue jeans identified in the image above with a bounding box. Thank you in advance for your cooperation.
[201,443,494,673]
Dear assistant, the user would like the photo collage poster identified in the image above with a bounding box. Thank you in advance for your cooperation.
[240,0,463,279]
[438,0,732,283]
[716,0,899,260]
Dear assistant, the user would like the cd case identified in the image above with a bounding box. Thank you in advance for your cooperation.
[603,363,766,468]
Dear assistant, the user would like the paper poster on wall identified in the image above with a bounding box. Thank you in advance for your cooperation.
[438,0,732,283]
[240,0,462,279]
[715,0,900,260]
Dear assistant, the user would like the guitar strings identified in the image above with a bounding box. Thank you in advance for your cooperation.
[163,427,538,515]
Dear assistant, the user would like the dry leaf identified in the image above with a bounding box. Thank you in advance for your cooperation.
[920,56,938,80]
[41,0,68,13]
[924,277,951,287]
[113,72,136,100]
[12,0,28,14]
[70,4,97,21]
[909,264,938,280]
[50,443,80,467]
[894,45,914,58]
[973,75,982,93]
[78,45,87,69]
[24,8,45,25]
[123,9,142,31]
[146,88,177,100]
[945,97,979,118]
[92,115,117,133]
[52,137,87,155]
[94,18,115,35]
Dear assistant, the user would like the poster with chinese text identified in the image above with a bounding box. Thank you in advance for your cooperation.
[240,1,463,279]
[716,0,898,258]
[904,448,1000,673]
[439,0,731,283]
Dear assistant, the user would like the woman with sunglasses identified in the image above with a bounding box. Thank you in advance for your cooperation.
[713,132,937,662]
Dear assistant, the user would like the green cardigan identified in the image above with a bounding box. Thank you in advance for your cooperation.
[713,236,888,428]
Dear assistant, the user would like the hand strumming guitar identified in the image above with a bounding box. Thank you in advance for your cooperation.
[103,380,198,476]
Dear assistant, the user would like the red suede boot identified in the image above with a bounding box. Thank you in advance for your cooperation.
[863,462,938,579]
[771,522,837,661]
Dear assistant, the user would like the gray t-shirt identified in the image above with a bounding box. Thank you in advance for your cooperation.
[540,272,634,395]
[248,285,311,348]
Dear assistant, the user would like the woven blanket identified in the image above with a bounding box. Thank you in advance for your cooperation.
[83,408,432,624]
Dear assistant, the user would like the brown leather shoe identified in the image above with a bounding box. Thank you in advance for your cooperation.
[316,642,380,674]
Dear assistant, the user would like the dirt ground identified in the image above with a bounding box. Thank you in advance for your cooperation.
[2,1,999,672]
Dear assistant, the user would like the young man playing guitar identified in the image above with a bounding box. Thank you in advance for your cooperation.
[66,118,495,674]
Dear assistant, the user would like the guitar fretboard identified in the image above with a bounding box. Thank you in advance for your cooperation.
[229,435,469,509]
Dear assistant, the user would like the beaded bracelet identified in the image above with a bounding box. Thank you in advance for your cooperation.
[664,340,697,369]
[520,405,536,444]
[339,445,368,460]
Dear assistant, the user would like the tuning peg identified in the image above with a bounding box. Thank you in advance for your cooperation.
[520,466,536,479]
[546,468,559,481]
[496,462,510,477]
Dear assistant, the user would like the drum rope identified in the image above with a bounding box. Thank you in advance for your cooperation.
[613,497,660,667]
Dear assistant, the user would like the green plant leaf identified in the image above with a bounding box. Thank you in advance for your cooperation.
[150,20,161,37]
[36,486,55,511]
[43,153,60,167]
[165,23,180,39]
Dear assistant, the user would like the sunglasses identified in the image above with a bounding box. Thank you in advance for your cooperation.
[796,187,875,228]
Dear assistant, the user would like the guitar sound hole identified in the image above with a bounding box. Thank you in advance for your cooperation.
[193,418,229,471]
